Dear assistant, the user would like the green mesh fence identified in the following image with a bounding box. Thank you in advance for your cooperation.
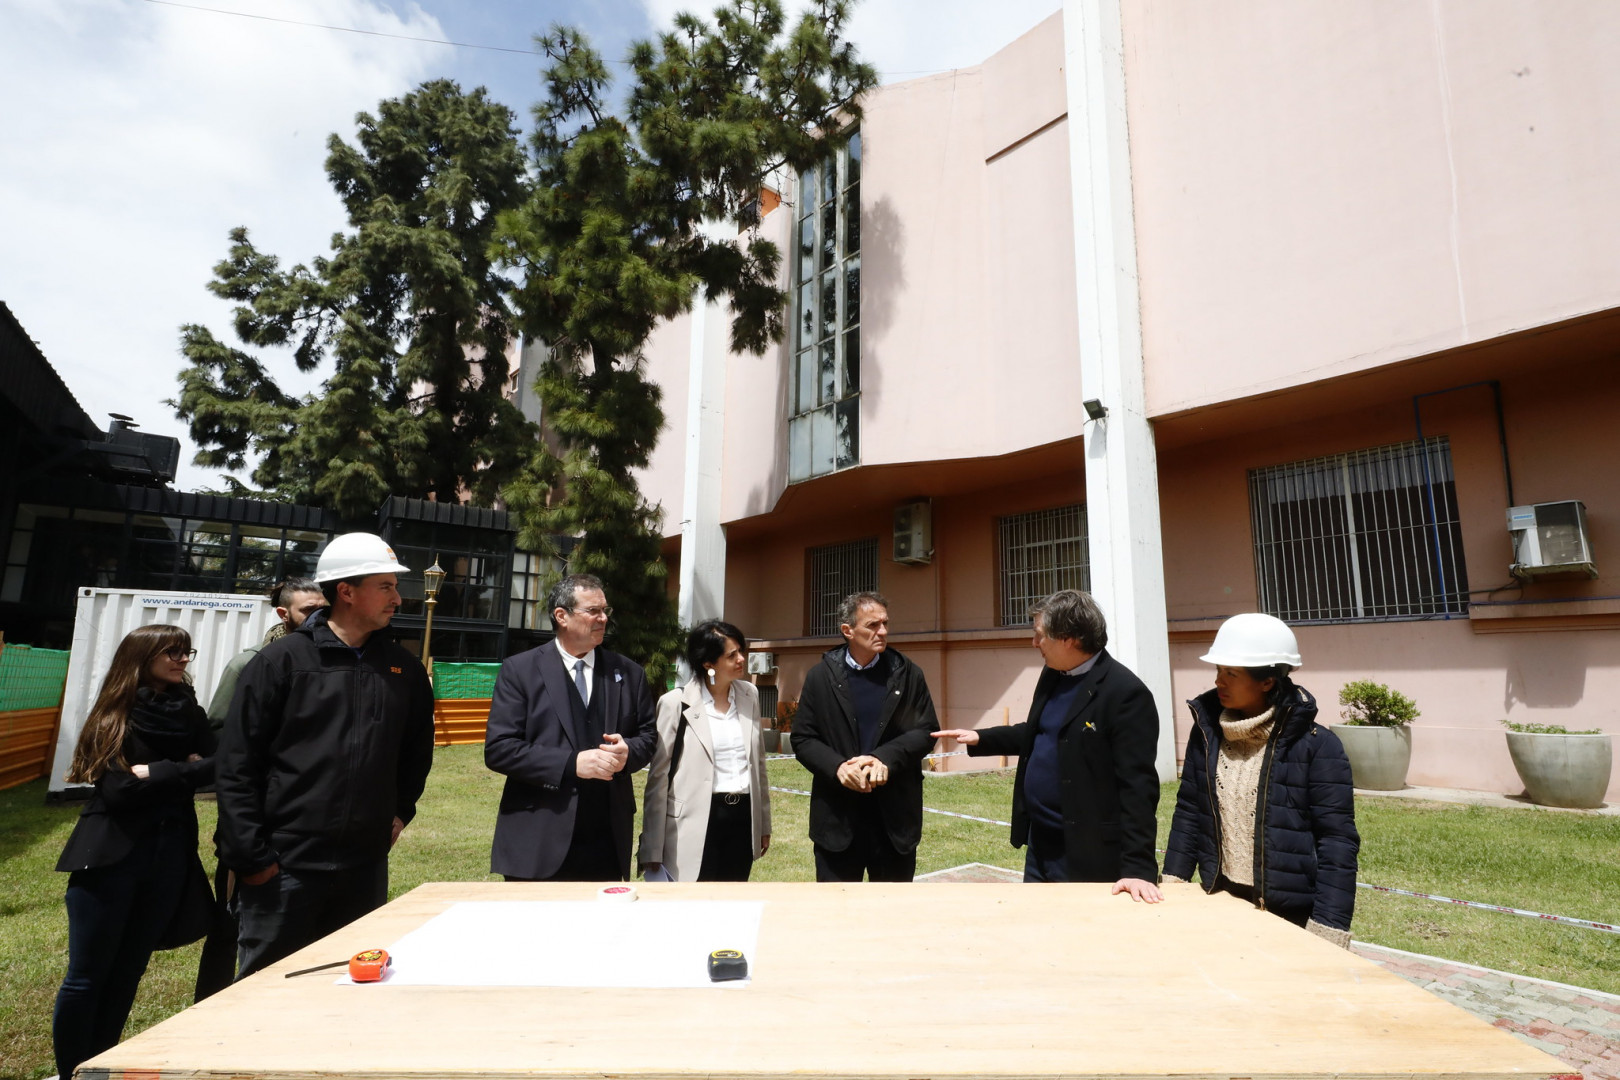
[432,662,502,701]
[0,644,71,711]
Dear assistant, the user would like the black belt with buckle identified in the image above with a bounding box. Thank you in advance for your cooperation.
[717,792,747,806]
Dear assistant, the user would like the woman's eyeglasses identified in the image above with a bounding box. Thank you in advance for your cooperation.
[164,648,198,662]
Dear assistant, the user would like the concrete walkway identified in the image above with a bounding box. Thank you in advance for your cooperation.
[1355,783,1619,816]
[919,862,1620,1078]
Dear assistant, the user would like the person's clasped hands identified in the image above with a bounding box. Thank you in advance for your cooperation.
[836,754,889,792]
[576,732,630,781]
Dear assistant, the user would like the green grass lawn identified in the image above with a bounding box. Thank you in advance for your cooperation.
[3,746,1617,1079]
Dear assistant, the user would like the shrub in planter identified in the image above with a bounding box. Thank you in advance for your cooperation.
[1501,719,1612,809]
[1330,680,1419,791]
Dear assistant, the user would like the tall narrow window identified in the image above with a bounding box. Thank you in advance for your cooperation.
[998,505,1090,626]
[807,537,878,636]
[789,131,861,482]
[1249,437,1469,621]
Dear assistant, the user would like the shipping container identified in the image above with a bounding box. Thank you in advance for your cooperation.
[48,588,275,796]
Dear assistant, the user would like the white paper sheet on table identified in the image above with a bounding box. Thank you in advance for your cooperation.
[341,900,764,988]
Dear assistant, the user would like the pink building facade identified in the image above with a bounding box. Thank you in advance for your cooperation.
[637,1,1620,801]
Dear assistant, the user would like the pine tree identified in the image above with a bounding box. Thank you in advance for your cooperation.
[497,0,877,681]
[174,80,532,520]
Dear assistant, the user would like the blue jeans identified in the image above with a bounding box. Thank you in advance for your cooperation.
[235,859,388,980]
[53,815,191,1078]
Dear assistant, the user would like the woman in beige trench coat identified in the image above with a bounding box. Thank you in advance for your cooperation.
[638,620,771,881]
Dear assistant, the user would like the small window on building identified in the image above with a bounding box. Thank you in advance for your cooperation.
[999,505,1090,626]
[508,550,560,632]
[756,683,779,721]
[1249,437,1469,622]
[788,130,861,483]
[807,537,878,636]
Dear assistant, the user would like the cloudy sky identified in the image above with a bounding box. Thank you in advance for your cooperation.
[0,0,1061,490]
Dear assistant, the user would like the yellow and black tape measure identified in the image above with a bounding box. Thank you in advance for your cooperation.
[707,948,748,981]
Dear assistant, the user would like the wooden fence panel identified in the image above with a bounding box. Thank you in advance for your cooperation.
[0,707,63,791]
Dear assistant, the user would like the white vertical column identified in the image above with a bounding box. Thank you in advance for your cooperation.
[676,284,728,631]
[1064,0,1175,779]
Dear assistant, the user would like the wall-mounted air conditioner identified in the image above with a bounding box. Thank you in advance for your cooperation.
[746,652,775,675]
[893,499,933,565]
[1507,501,1596,579]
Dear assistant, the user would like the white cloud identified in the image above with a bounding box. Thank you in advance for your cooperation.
[636,0,1062,82]
[0,0,447,489]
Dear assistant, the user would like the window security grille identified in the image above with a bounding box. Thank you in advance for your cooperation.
[999,505,1090,626]
[757,684,779,721]
[807,538,878,636]
[1249,438,1469,622]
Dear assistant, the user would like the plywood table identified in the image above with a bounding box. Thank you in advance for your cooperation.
[80,881,1572,1080]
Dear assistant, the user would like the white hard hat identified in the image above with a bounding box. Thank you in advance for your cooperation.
[1200,612,1302,669]
[314,532,411,583]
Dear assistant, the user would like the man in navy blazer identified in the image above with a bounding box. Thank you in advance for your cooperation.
[485,574,658,881]
[934,589,1162,899]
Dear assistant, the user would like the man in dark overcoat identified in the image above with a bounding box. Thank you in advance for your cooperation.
[934,589,1162,898]
[791,591,938,882]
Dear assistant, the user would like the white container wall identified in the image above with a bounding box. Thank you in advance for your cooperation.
[48,588,275,795]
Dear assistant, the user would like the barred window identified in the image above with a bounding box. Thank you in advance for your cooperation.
[999,505,1090,626]
[807,538,878,636]
[788,130,861,482]
[1249,437,1469,622]
[756,683,779,721]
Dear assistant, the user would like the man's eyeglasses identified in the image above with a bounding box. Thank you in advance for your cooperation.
[572,606,612,620]
[164,648,198,662]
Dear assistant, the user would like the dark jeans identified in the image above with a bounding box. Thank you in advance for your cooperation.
[53,815,191,1079]
[1022,823,1069,883]
[234,859,388,980]
[697,793,754,882]
[814,806,915,882]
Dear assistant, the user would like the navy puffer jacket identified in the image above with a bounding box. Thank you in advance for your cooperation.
[1162,683,1360,931]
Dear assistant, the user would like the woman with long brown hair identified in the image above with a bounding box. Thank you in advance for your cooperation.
[53,623,216,1079]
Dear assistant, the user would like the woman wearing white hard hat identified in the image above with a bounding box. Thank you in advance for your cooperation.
[1161,613,1360,946]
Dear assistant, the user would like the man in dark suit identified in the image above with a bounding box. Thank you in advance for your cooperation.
[791,591,938,882]
[933,589,1162,899]
[485,574,658,881]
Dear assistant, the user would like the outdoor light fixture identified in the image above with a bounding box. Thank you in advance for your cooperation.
[1082,398,1108,422]
[421,556,446,679]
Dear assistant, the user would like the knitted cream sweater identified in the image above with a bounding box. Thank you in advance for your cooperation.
[1164,706,1352,949]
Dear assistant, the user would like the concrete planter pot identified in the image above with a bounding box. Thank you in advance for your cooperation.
[761,730,779,753]
[1505,731,1612,809]
[1329,724,1411,791]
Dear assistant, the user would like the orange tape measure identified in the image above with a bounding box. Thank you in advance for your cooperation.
[348,948,391,982]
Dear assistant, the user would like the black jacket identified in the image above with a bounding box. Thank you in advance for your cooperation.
[57,684,216,872]
[484,643,658,880]
[790,646,938,854]
[969,650,1161,882]
[1162,684,1360,930]
[215,610,435,874]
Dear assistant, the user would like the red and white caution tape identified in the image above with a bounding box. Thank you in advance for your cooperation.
[766,760,1617,933]
[767,785,1011,828]
[767,750,966,762]
[1354,882,1620,935]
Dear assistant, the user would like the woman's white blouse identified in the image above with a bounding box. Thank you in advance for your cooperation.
[701,684,752,794]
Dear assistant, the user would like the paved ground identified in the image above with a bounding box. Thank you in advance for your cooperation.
[1356,784,1619,816]
[919,862,1620,1078]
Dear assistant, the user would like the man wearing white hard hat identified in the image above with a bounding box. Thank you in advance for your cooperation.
[1161,613,1360,946]
[216,532,435,977]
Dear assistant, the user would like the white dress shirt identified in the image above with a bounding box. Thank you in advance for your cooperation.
[555,638,596,706]
[701,683,751,794]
